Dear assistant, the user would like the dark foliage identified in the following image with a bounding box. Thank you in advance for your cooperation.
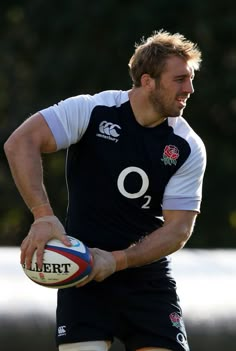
[1,0,236,247]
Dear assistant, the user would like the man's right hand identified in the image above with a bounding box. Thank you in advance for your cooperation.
[20,215,71,270]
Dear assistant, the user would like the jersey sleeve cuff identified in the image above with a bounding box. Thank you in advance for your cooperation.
[39,108,69,150]
[162,196,201,212]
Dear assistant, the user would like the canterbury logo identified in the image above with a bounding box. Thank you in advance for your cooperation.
[96,121,121,143]
[58,325,66,336]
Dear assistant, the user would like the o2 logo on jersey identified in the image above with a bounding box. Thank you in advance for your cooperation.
[117,166,151,209]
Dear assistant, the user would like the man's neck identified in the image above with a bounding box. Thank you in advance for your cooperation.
[128,88,166,128]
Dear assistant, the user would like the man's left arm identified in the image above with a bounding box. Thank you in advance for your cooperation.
[120,209,197,268]
[77,210,197,286]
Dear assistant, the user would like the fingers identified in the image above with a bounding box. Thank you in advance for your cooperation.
[20,231,38,268]
[75,250,97,287]
[21,216,68,269]
[76,248,117,288]
[35,244,45,269]
[21,235,44,269]
[21,221,51,269]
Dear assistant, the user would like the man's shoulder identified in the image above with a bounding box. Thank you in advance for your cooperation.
[71,90,129,109]
[92,90,129,107]
[168,116,205,150]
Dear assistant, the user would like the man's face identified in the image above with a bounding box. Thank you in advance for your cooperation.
[149,56,195,118]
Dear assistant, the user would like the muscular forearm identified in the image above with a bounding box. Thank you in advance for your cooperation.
[112,211,197,270]
[125,223,189,267]
[4,114,71,270]
[4,135,52,214]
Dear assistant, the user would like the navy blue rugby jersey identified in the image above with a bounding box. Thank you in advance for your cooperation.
[40,90,206,252]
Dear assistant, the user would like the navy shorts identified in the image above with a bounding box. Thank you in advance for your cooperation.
[56,267,190,351]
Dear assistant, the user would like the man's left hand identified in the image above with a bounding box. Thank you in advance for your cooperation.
[76,248,116,287]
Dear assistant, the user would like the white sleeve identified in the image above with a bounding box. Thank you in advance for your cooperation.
[162,141,206,212]
[40,94,96,150]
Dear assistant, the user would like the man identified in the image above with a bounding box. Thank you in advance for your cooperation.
[4,30,206,351]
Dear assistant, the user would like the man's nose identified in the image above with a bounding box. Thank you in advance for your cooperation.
[184,79,194,94]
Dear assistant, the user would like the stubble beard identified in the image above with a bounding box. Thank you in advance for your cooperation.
[149,87,183,118]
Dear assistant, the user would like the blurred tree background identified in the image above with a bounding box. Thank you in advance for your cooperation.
[1,0,236,247]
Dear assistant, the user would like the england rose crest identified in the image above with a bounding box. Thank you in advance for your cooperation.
[169,312,184,330]
[161,145,179,166]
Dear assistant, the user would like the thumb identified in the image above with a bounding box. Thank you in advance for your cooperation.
[60,234,72,247]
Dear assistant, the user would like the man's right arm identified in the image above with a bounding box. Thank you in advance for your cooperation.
[4,112,71,268]
[4,112,57,209]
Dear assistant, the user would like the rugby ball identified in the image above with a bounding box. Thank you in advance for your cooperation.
[22,236,93,289]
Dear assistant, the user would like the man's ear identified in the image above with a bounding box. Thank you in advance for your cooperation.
[140,74,156,90]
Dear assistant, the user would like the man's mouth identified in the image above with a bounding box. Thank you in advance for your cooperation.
[176,96,188,107]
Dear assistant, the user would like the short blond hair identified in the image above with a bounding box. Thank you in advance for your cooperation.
[128,30,202,87]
